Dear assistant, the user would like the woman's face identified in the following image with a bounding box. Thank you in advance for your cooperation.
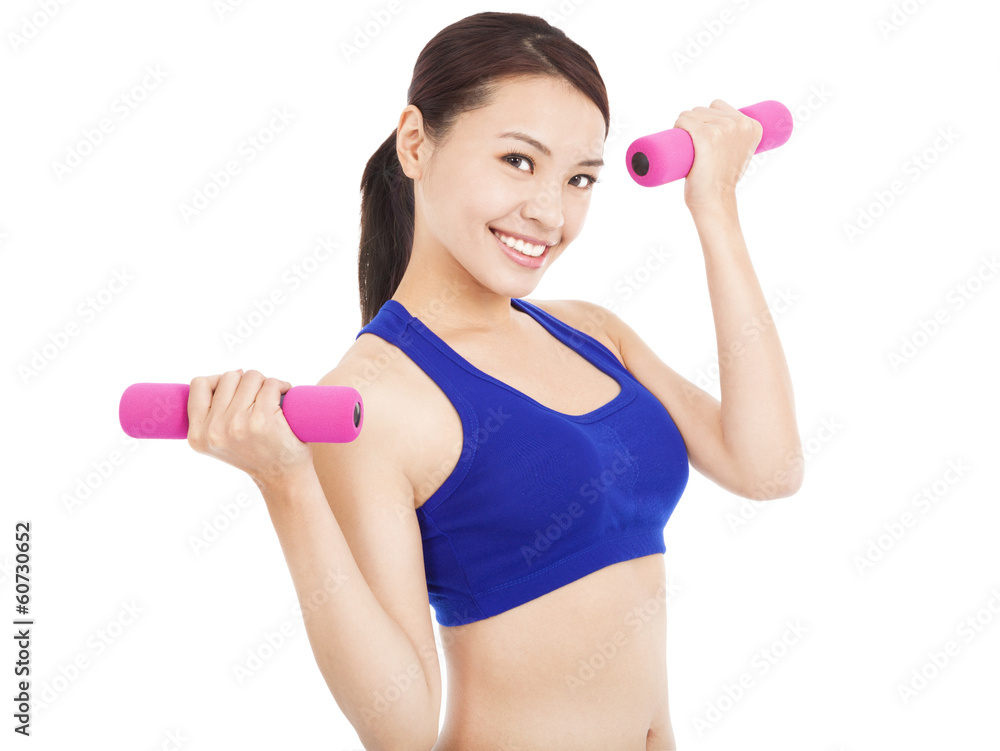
[403,75,606,294]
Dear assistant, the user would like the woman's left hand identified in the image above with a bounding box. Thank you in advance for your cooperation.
[673,99,763,212]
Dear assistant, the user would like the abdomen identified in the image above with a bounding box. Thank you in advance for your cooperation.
[434,553,671,750]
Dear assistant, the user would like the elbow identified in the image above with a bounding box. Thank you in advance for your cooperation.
[362,706,439,751]
[741,449,805,500]
[361,692,439,751]
[414,725,440,751]
[764,474,803,499]
[341,683,438,751]
[367,725,438,751]
[402,729,439,751]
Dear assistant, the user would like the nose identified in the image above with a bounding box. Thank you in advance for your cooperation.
[523,180,564,231]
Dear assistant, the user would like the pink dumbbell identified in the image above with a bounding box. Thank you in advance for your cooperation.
[119,383,363,443]
[626,100,793,187]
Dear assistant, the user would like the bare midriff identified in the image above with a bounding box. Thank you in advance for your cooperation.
[431,553,676,751]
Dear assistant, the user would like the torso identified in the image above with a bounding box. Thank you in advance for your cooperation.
[355,298,677,751]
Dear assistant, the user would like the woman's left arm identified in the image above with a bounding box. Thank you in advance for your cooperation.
[595,99,803,500]
[681,99,803,496]
[689,192,803,497]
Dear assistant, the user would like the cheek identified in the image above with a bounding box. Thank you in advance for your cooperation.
[433,159,479,208]
[568,193,594,226]
[460,182,514,234]
[472,173,516,213]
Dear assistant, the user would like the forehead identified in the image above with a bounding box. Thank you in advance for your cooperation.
[457,76,606,157]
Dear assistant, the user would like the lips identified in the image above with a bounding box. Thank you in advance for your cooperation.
[489,227,554,248]
[492,227,548,267]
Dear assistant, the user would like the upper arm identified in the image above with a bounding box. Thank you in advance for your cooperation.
[572,299,760,499]
[309,357,442,721]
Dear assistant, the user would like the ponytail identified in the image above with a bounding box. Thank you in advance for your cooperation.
[358,130,414,327]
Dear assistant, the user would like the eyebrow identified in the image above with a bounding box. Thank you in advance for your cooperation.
[497,131,604,168]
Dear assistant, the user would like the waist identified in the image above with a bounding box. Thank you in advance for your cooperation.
[436,554,670,745]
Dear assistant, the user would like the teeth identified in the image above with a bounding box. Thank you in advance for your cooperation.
[493,229,546,257]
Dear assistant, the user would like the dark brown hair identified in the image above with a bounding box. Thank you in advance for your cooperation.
[357,11,610,327]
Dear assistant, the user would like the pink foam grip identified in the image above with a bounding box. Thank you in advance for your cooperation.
[280,385,363,443]
[119,383,363,443]
[625,100,793,187]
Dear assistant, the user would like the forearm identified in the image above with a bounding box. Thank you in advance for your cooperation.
[690,196,803,495]
[256,467,438,751]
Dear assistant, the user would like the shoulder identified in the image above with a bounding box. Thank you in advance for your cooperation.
[320,328,414,405]
[314,331,425,446]
[313,331,424,478]
[520,297,625,366]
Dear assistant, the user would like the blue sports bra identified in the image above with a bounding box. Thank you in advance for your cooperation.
[355,297,689,627]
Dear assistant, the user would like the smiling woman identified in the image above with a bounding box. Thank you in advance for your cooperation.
[318,12,692,749]
[316,11,691,751]
[240,8,803,751]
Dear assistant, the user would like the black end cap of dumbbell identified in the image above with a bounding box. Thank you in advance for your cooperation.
[631,151,649,177]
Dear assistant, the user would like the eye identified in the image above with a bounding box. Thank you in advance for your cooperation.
[503,152,533,172]
[571,174,600,191]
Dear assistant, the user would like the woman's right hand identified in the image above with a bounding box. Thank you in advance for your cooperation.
[186,369,314,489]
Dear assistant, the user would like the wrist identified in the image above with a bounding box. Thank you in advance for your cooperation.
[686,191,738,218]
[252,459,317,498]
[688,195,740,233]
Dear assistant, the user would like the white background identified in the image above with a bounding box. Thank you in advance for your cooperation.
[2,0,998,749]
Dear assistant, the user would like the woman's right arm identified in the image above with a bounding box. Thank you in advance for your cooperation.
[187,368,441,751]
[258,462,440,751]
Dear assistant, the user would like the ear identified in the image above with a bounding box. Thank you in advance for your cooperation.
[396,104,429,181]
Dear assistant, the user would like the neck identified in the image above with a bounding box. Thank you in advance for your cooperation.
[391,246,523,338]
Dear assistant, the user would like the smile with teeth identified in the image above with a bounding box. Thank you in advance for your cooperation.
[491,229,548,257]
